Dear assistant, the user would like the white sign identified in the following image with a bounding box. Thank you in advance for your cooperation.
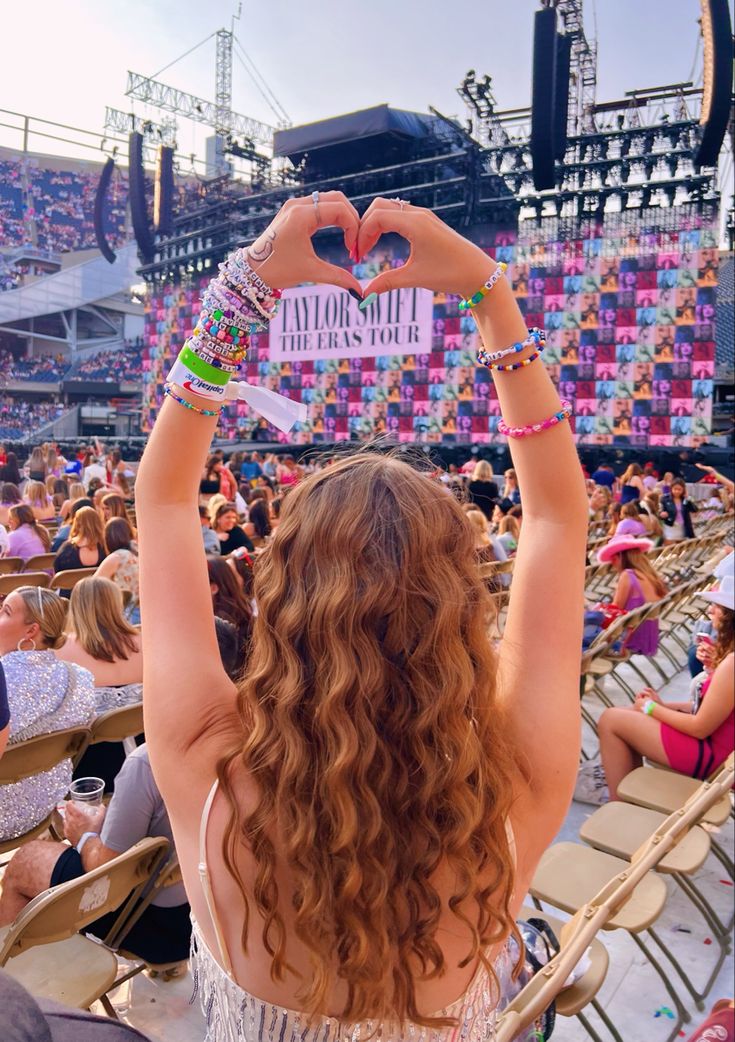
[268,284,434,362]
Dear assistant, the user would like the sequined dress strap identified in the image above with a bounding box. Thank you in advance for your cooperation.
[198,778,235,977]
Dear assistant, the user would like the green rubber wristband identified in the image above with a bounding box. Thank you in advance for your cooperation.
[178,346,230,386]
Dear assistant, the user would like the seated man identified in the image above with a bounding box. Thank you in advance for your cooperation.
[0,744,190,968]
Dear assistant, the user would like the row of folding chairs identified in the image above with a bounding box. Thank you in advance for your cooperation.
[0,566,97,599]
[0,552,56,575]
[494,754,735,1042]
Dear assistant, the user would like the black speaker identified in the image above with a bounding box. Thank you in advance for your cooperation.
[154,145,174,235]
[554,31,572,162]
[128,132,155,261]
[93,157,117,264]
[531,6,558,191]
[695,0,733,168]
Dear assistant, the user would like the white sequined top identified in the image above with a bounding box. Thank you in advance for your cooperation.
[0,651,96,842]
[191,780,522,1042]
[191,921,520,1042]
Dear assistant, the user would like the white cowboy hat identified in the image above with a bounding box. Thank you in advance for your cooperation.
[699,573,735,612]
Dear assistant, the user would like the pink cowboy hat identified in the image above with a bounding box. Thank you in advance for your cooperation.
[597,534,654,564]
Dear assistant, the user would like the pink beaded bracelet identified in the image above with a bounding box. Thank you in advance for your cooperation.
[498,399,573,438]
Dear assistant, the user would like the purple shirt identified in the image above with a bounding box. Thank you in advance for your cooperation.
[7,525,46,561]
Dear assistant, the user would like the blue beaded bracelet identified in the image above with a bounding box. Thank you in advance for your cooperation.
[477,328,546,367]
[164,383,222,417]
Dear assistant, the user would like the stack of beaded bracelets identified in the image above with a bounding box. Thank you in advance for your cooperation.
[458,262,507,311]
[165,247,281,413]
[475,327,570,439]
[476,328,546,372]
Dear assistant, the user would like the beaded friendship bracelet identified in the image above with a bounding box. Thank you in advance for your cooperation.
[487,349,544,373]
[477,328,546,367]
[164,383,223,417]
[497,399,573,439]
[459,262,507,311]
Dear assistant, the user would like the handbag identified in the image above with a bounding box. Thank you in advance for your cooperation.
[591,602,626,629]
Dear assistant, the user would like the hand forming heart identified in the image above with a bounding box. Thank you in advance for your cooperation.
[246,191,495,301]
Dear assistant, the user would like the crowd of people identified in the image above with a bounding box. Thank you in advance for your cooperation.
[0,196,732,1040]
[0,157,128,268]
[0,396,66,441]
[66,343,144,383]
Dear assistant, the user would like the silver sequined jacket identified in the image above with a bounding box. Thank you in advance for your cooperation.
[0,651,96,842]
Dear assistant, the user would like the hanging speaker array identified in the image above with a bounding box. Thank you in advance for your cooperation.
[530,6,571,192]
[93,157,117,264]
[128,131,155,262]
[695,0,733,169]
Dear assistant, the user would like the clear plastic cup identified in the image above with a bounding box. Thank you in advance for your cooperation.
[69,777,105,807]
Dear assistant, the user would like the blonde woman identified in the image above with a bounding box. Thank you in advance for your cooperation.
[56,576,142,707]
[24,480,55,522]
[496,513,521,555]
[0,587,95,845]
[467,458,499,518]
[135,195,588,1028]
[53,505,106,573]
[59,481,86,521]
[26,446,46,483]
[56,575,142,790]
[464,507,499,568]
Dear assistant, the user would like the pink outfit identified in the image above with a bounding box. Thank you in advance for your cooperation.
[623,569,659,655]
[660,674,734,779]
[7,525,47,561]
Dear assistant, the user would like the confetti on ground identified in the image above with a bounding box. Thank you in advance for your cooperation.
[718,879,733,886]
[672,924,692,933]
[654,1007,676,1020]
[703,937,713,945]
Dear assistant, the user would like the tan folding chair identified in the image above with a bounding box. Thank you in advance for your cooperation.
[0,557,25,575]
[106,856,186,982]
[618,754,735,880]
[23,553,56,573]
[519,905,621,1042]
[0,727,92,856]
[529,755,735,1041]
[89,704,144,754]
[0,837,169,1014]
[579,799,729,1008]
[49,567,97,592]
[0,572,51,598]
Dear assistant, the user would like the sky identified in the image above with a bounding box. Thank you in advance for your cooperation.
[1,0,732,166]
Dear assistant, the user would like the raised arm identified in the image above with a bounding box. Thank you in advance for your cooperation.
[136,194,362,785]
[360,201,588,869]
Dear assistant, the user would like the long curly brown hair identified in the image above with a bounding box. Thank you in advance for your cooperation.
[217,453,520,1026]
